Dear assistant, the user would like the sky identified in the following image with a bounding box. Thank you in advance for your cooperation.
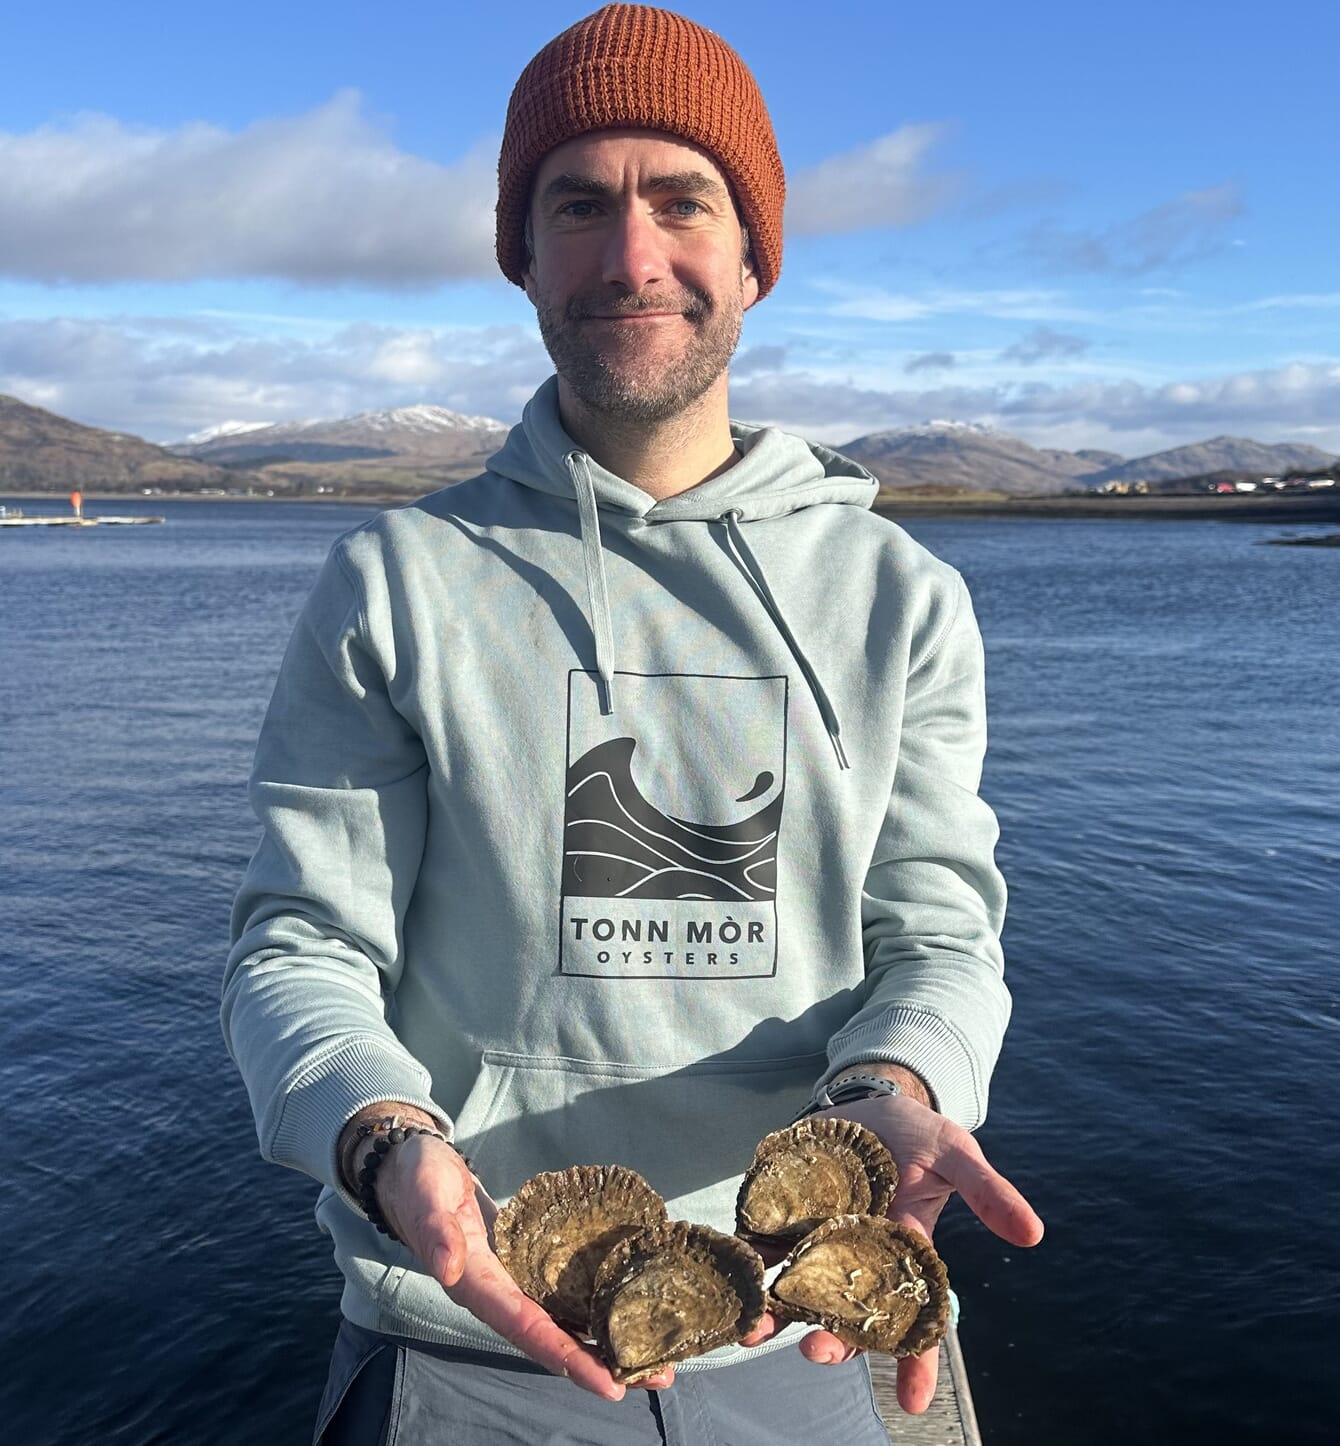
[1,0,1337,457]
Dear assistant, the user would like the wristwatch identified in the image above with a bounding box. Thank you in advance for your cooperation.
[794,1073,902,1121]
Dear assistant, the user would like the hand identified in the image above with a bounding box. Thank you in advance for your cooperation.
[740,1094,1043,1414]
[371,1134,676,1400]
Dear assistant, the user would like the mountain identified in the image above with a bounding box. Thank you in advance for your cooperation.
[7,391,1335,503]
[837,421,1110,495]
[172,404,510,466]
[837,423,1338,495]
[1086,436,1338,486]
[0,394,234,495]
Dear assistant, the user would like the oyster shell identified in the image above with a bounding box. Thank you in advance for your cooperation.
[590,1220,767,1384]
[735,1118,899,1244]
[768,1214,951,1357]
[492,1165,667,1332]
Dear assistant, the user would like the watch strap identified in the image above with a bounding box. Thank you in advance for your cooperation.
[794,1073,903,1121]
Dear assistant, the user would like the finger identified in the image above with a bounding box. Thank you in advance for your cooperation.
[798,1329,859,1366]
[451,1259,624,1401]
[896,1345,939,1414]
[426,1213,468,1289]
[937,1142,1044,1248]
[739,1310,780,1348]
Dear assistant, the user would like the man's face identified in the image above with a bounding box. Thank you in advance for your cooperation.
[524,130,760,424]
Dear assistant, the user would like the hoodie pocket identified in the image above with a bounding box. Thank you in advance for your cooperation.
[450,1049,827,1230]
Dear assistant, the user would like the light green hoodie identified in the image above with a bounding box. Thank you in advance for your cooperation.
[222,376,1010,1363]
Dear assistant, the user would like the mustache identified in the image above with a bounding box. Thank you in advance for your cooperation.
[565,288,712,323]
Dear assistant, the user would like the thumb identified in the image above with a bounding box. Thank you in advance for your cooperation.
[429,1214,469,1289]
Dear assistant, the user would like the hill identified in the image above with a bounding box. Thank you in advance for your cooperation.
[1086,436,1338,486]
[0,395,235,495]
[836,421,1107,495]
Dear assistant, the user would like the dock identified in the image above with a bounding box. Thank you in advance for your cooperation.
[0,514,164,527]
[870,1327,981,1445]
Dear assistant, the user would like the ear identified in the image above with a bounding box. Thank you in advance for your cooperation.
[522,262,538,305]
[741,256,761,312]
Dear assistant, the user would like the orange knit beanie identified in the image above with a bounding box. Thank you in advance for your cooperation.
[496,4,785,297]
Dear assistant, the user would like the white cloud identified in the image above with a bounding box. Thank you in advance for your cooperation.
[0,93,499,287]
[815,282,1091,325]
[786,124,961,235]
[731,360,1340,452]
[4,314,1337,458]
[1236,292,1340,312]
[0,315,550,438]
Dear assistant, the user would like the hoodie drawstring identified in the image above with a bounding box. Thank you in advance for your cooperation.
[562,460,848,770]
[720,509,850,771]
[569,453,617,715]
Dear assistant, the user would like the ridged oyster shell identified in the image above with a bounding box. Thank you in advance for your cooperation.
[735,1118,899,1243]
[590,1220,767,1384]
[768,1214,951,1357]
[492,1165,666,1332]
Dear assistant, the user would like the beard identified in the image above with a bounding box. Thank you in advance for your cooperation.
[534,283,744,425]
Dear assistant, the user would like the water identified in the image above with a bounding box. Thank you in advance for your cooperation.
[1,498,1336,1444]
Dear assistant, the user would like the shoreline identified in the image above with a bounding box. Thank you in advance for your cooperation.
[874,492,1340,523]
[4,488,1338,524]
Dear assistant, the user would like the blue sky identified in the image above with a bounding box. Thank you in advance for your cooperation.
[2,0,1336,456]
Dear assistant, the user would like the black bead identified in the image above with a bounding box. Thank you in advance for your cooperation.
[372,1136,390,1155]
[388,1128,406,1144]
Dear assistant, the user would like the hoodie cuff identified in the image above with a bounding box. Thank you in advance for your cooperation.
[820,1007,988,1131]
[263,1036,453,1214]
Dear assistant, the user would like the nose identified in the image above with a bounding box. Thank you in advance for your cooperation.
[601,206,668,292]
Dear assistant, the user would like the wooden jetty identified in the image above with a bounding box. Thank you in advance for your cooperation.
[870,1327,982,1445]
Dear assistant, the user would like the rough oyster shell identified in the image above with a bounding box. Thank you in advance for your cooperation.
[768,1214,951,1357]
[492,1165,666,1332]
[590,1220,767,1384]
[735,1118,899,1243]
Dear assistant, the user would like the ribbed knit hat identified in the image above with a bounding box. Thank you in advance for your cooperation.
[497,5,785,297]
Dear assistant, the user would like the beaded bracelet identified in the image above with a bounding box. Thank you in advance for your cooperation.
[353,1115,474,1244]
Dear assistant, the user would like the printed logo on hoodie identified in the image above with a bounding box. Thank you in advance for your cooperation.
[560,670,786,978]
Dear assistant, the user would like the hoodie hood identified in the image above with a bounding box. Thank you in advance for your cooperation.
[485,376,877,767]
[486,375,878,522]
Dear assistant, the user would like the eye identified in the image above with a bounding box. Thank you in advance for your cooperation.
[558,200,600,219]
[668,199,706,217]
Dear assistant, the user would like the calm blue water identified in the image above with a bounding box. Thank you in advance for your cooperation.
[1,497,1336,1445]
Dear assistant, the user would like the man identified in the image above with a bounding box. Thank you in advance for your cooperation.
[223,6,1044,1442]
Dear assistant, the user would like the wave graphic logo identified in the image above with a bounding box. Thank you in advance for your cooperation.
[559,670,787,979]
[564,736,780,902]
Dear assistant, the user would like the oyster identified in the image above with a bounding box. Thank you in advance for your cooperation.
[736,1118,898,1244]
[492,1165,666,1332]
[768,1214,950,1357]
[590,1220,767,1384]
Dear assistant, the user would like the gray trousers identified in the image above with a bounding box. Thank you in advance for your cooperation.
[316,1318,891,1446]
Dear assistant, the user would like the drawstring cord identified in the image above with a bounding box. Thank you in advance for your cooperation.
[720,509,850,771]
[568,453,617,715]
[562,459,849,771]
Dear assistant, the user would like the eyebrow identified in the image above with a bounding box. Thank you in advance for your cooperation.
[538,170,730,202]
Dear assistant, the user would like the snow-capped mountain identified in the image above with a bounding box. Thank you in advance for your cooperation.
[179,419,285,446]
[172,405,510,464]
